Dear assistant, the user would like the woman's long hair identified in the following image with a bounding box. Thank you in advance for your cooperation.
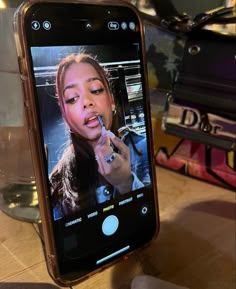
[51,53,119,212]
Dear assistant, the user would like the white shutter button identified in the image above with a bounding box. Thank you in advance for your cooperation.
[102,215,119,236]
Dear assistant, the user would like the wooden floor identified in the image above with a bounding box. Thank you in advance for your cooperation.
[0,167,235,289]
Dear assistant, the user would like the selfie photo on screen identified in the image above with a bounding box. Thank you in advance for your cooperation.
[31,45,151,220]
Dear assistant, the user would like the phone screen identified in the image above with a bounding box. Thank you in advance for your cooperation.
[17,1,158,282]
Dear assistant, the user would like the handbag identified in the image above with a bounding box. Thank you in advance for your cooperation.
[150,0,236,151]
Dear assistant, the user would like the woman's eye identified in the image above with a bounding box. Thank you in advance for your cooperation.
[91,88,104,95]
[65,96,78,104]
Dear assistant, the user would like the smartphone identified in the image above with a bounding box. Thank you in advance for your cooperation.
[13,0,159,286]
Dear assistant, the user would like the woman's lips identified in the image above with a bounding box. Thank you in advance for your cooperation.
[84,115,100,128]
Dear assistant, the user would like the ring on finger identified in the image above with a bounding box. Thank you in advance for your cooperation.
[104,152,116,164]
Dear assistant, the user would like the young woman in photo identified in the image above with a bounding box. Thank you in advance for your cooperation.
[50,53,150,219]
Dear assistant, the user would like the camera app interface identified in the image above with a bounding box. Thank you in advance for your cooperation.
[31,44,151,218]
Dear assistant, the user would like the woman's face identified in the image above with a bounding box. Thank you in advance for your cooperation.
[62,62,115,146]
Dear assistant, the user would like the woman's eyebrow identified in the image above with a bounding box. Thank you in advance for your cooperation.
[86,77,102,83]
[63,84,75,94]
[63,77,103,94]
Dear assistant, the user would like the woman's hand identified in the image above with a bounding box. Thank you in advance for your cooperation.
[94,129,133,194]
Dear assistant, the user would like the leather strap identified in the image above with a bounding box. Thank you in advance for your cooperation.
[149,0,235,31]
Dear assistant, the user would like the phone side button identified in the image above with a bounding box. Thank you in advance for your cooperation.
[17,57,28,81]
[17,56,24,74]
[102,215,119,236]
